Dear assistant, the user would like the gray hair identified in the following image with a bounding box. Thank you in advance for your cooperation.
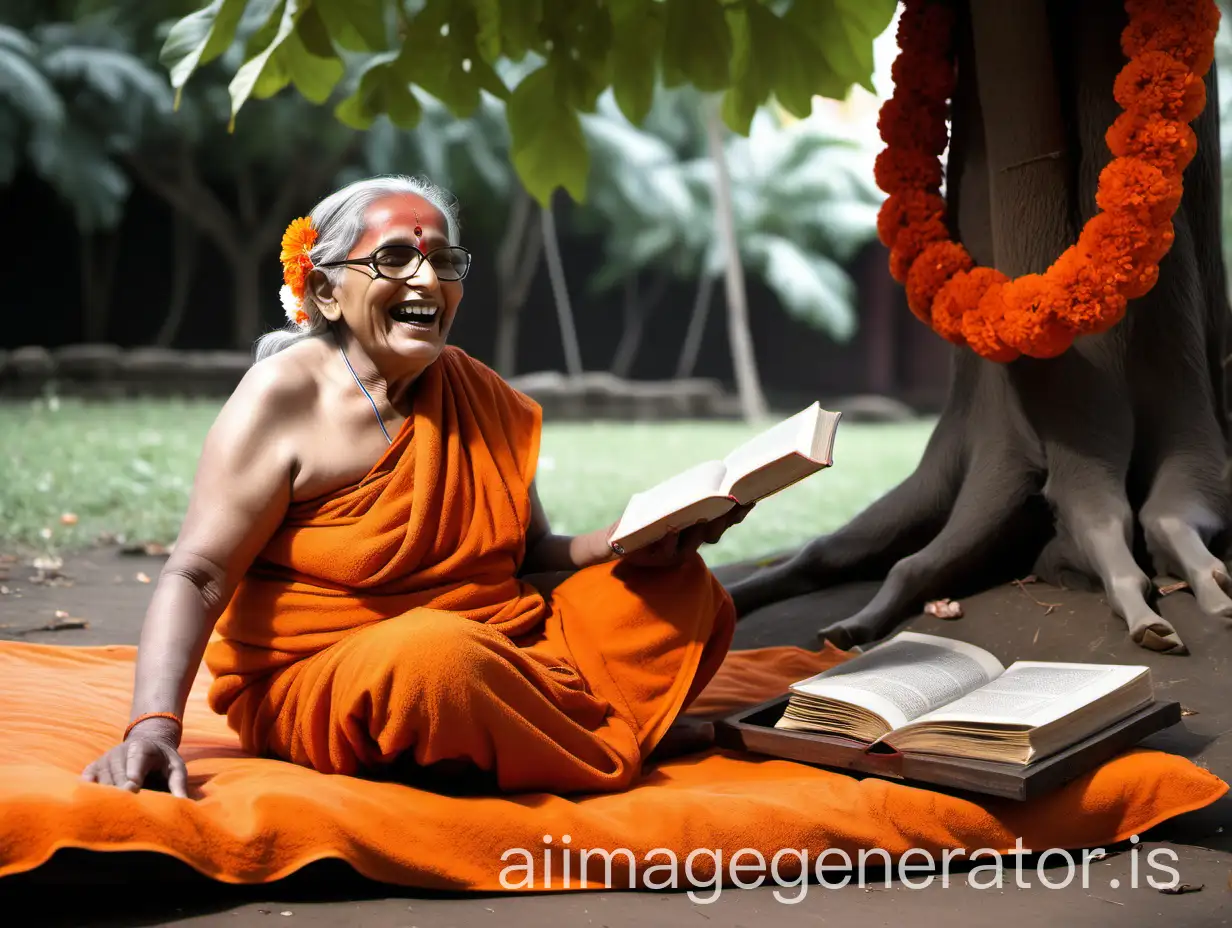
[253,173,461,363]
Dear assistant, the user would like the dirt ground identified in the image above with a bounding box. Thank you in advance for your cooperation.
[1,546,1230,927]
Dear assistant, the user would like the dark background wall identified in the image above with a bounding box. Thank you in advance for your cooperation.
[2,168,953,412]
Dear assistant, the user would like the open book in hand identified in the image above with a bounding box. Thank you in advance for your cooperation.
[608,402,841,554]
[776,631,1155,766]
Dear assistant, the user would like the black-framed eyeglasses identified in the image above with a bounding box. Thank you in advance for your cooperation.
[318,244,471,282]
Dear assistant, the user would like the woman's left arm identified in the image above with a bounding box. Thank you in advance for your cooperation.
[519,481,753,575]
[519,481,617,574]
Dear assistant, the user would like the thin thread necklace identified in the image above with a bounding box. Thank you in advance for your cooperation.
[337,342,392,445]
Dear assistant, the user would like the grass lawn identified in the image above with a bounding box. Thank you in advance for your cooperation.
[0,397,935,566]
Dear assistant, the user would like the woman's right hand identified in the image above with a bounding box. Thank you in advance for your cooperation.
[81,723,189,798]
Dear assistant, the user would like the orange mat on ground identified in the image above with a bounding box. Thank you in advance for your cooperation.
[0,639,1223,891]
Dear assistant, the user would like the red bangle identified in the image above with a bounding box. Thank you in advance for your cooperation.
[124,712,182,741]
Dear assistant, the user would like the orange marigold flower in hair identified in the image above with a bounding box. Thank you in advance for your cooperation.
[280,216,317,266]
[1113,51,1206,121]
[1106,111,1197,175]
[906,241,972,322]
[874,148,944,195]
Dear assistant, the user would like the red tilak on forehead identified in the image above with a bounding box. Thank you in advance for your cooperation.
[414,207,422,241]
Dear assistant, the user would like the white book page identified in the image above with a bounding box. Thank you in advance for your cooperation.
[789,632,1005,732]
[902,661,1150,728]
[718,404,817,492]
[612,460,728,538]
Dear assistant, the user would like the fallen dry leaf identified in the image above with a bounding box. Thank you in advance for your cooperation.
[1153,877,1202,892]
[59,512,78,526]
[1158,580,1190,596]
[1181,706,1200,717]
[924,598,963,619]
[29,619,88,633]
[1159,883,1203,895]
[121,541,170,557]
[135,572,151,584]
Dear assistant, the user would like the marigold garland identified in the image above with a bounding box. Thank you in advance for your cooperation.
[279,216,317,328]
[876,0,1219,361]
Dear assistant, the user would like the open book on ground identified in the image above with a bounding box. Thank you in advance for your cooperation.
[775,632,1156,766]
[608,402,841,554]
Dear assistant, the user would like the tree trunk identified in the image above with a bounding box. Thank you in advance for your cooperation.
[154,210,199,347]
[494,187,543,377]
[540,195,584,377]
[863,245,898,396]
[675,271,716,379]
[726,0,1231,658]
[230,254,263,351]
[610,271,669,377]
[705,98,768,421]
[79,231,119,343]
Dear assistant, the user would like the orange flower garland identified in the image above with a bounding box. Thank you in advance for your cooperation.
[876,0,1219,361]
[279,216,317,328]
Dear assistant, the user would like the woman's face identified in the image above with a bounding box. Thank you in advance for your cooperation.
[317,193,464,373]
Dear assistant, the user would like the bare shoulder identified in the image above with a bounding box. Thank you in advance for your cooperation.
[220,340,325,433]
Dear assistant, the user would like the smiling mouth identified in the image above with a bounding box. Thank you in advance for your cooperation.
[389,301,441,329]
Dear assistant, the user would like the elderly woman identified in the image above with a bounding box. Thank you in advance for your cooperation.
[81,174,746,798]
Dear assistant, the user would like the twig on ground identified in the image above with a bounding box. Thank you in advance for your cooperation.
[1013,576,1063,614]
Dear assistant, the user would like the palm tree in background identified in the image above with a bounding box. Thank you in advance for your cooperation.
[0,14,173,341]
[577,86,884,418]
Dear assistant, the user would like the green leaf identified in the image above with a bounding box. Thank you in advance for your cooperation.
[295,2,336,58]
[333,49,397,128]
[719,4,762,134]
[609,0,663,124]
[499,0,542,60]
[383,74,422,129]
[507,64,589,206]
[662,0,731,91]
[228,0,300,126]
[469,0,501,63]
[251,45,291,98]
[315,0,387,51]
[158,0,248,104]
[542,0,612,113]
[397,0,508,117]
[799,0,888,92]
[835,0,897,46]
[281,27,343,103]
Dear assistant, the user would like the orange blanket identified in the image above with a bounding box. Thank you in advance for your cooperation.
[0,347,1223,889]
[204,345,734,790]
[0,640,1223,890]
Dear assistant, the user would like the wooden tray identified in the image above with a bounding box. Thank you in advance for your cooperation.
[713,696,1182,801]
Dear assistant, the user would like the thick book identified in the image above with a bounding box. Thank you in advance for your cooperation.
[712,631,1181,800]
[608,402,841,554]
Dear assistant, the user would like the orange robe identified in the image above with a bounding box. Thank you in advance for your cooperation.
[204,346,735,794]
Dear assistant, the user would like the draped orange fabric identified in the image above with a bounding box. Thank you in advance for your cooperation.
[203,345,735,791]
